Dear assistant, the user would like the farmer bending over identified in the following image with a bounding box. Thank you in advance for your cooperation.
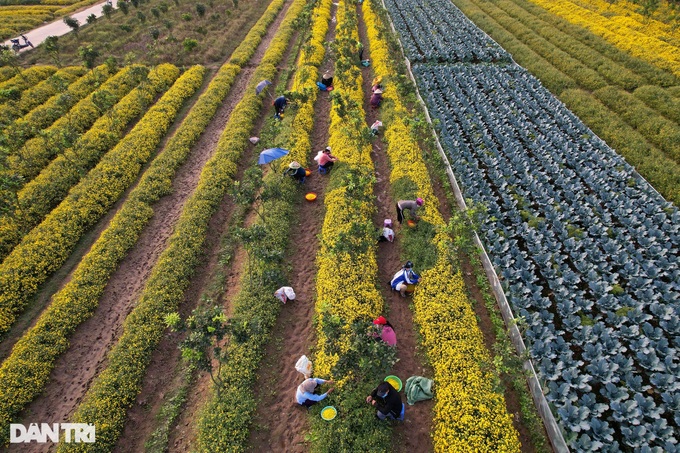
[296,377,334,408]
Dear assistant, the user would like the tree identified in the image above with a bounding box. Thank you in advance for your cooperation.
[63,16,80,37]
[78,45,100,70]
[102,3,114,18]
[165,306,258,392]
[119,1,129,14]
[86,13,97,24]
[43,36,61,67]
[195,3,206,16]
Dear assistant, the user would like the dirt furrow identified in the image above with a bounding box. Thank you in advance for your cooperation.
[356,4,435,452]
[245,10,338,452]
[158,17,308,453]
[10,7,295,453]
[105,4,301,452]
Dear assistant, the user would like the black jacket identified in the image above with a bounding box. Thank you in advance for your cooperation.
[370,384,402,418]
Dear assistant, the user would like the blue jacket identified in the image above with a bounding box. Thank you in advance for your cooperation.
[390,268,420,289]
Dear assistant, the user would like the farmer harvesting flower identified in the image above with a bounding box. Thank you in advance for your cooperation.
[273,95,288,119]
[390,261,421,298]
[296,377,334,408]
[366,381,403,420]
[396,198,423,224]
[318,146,338,173]
[372,316,397,346]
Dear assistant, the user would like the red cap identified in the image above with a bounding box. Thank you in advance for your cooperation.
[373,316,387,325]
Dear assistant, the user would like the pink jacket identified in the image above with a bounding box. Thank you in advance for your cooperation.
[380,326,397,346]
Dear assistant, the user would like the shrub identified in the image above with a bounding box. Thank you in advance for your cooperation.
[86,14,96,24]
[150,28,160,40]
[182,38,198,52]
[195,3,205,16]
[181,13,192,21]
[150,7,160,18]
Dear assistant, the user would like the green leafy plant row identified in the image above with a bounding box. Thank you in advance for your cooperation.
[593,85,680,163]
[1,64,114,153]
[0,66,57,104]
[0,67,17,83]
[0,64,200,338]
[0,63,180,261]
[5,64,148,186]
[0,66,86,129]
[634,84,680,125]
[194,0,327,451]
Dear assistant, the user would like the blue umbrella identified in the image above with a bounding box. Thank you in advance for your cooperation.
[258,147,289,165]
[256,79,272,95]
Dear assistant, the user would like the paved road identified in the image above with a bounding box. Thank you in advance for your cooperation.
[2,0,121,52]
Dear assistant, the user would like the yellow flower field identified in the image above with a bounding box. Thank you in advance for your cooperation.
[528,0,680,76]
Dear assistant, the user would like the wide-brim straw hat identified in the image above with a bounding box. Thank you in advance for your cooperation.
[323,70,332,78]
[289,161,301,169]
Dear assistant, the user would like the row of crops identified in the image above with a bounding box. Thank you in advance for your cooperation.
[525,0,680,77]
[450,0,680,206]
[383,0,679,450]
[382,0,508,63]
[0,0,295,446]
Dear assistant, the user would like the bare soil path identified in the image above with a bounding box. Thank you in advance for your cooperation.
[246,6,338,451]
[356,4,435,452]
[9,4,294,452]
[109,3,300,452]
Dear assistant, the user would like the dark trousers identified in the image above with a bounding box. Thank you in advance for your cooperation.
[320,161,334,170]
[396,203,404,224]
[301,399,317,408]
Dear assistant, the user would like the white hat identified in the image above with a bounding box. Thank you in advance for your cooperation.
[289,161,301,169]
[325,146,331,152]
[374,88,383,94]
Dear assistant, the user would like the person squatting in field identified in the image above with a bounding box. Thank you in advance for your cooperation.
[366,381,403,420]
[390,260,421,297]
[296,377,334,407]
